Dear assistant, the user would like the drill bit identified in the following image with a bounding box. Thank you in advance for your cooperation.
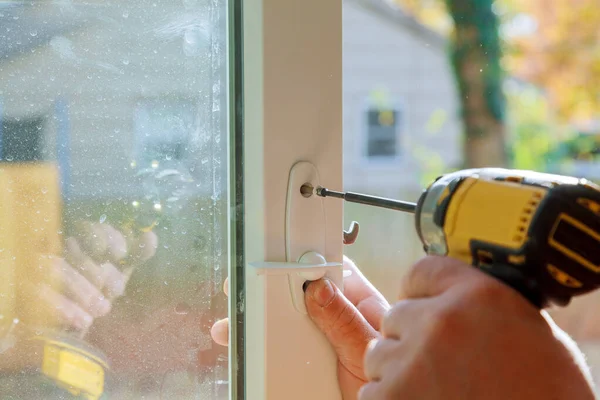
[316,186,417,214]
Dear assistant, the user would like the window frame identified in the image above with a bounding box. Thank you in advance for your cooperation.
[229,0,344,398]
[359,93,406,168]
[227,0,245,398]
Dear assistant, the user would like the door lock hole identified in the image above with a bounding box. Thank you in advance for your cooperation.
[300,183,314,198]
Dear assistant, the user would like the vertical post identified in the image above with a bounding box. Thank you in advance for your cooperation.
[242,0,343,398]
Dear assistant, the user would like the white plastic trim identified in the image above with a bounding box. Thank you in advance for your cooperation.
[285,161,327,263]
[247,259,343,400]
[242,0,343,397]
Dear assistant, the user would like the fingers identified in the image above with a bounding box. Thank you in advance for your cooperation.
[50,257,112,318]
[101,223,128,261]
[342,256,390,331]
[65,237,126,299]
[399,255,482,300]
[358,379,394,400]
[304,278,379,379]
[110,231,158,288]
[132,230,158,263]
[100,262,127,299]
[363,338,403,382]
[210,318,229,346]
[121,231,159,269]
[73,221,158,266]
[65,225,157,299]
[25,281,94,331]
[380,299,426,339]
[65,237,106,288]
[356,296,389,332]
[210,278,229,346]
[342,256,386,306]
[75,221,128,262]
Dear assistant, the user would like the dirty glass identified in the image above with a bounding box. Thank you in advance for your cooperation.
[0,0,230,398]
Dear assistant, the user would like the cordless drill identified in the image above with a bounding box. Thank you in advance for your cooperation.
[316,167,600,309]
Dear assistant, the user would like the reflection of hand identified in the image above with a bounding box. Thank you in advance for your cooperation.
[210,256,390,399]
[360,256,596,400]
[21,222,158,333]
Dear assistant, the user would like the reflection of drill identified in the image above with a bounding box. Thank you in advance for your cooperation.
[0,162,157,400]
[316,168,600,309]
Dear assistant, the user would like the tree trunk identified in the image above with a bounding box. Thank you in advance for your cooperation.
[446,0,508,168]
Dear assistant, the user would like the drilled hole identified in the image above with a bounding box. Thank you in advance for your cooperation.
[300,183,314,198]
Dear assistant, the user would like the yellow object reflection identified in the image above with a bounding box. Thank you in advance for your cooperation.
[0,163,63,332]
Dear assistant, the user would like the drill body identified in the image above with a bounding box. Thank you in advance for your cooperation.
[414,168,600,308]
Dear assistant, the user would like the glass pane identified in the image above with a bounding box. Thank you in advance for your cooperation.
[0,1,230,398]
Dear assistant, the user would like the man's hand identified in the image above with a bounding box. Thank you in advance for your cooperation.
[360,255,597,400]
[303,257,388,399]
[210,256,389,399]
[20,221,157,332]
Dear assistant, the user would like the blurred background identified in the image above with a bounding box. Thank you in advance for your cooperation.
[342,0,600,386]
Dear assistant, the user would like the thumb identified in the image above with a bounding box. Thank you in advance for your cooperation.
[304,278,379,379]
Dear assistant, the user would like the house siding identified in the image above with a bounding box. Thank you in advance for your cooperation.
[343,0,463,197]
[342,0,463,299]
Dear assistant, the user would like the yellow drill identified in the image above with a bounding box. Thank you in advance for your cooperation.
[316,168,600,309]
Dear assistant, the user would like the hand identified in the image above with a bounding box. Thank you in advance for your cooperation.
[19,221,157,333]
[360,255,597,400]
[303,257,390,399]
[210,256,390,399]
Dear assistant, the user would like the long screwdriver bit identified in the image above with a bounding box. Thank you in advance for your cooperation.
[315,186,417,214]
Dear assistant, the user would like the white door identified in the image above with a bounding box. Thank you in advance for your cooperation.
[237,0,344,398]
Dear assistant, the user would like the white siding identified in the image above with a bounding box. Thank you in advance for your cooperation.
[342,0,463,198]
[342,0,464,300]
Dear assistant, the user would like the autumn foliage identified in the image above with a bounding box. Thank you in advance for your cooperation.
[398,0,600,125]
[503,0,600,124]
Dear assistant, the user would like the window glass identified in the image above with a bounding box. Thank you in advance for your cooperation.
[0,1,230,398]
